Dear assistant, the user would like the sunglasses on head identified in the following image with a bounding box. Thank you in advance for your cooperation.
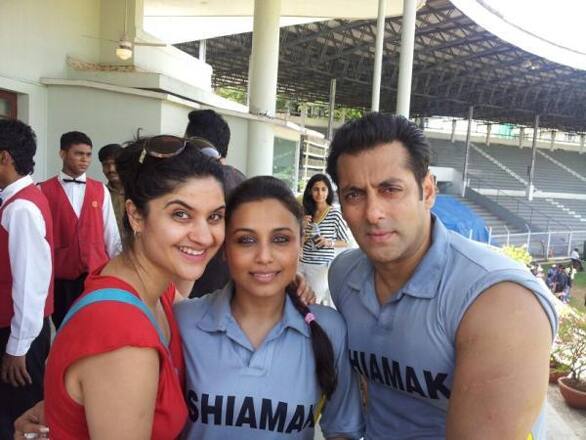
[138,135,219,164]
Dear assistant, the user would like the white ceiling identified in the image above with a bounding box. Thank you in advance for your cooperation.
[143,0,426,43]
[452,0,586,70]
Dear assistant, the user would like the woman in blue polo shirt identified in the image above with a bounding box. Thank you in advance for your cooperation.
[175,176,363,440]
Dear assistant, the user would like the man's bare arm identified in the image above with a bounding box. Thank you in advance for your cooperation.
[446,282,552,440]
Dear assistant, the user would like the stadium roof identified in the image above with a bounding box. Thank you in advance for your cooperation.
[176,0,586,132]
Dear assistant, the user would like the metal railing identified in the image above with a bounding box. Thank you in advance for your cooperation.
[425,121,584,148]
[488,229,586,261]
[467,175,568,231]
[298,135,329,191]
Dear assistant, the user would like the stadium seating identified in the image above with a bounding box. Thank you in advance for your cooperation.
[429,136,586,238]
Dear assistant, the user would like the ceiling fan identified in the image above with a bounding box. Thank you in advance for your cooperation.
[84,0,166,60]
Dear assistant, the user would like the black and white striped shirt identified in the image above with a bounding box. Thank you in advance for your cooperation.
[300,207,349,265]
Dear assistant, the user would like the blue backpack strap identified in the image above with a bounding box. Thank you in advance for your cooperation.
[59,288,169,347]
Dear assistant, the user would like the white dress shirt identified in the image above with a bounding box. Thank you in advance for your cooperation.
[1,175,52,356]
[58,171,121,257]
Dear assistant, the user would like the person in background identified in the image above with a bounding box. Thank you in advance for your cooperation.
[176,176,363,439]
[98,143,125,233]
[563,265,575,304]
[42,137,226,439]
[551,264,569,302]
[0,120,53,439]
[300,174,349,305]
[326,113,557,439]
[40,131,121,329]
[570,247,583,271]
[185,109,246,298]
[546,264,557,290]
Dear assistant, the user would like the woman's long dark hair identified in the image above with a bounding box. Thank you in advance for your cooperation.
[116,136,225,250]
[302,173,334,216]
[226,176,337,399]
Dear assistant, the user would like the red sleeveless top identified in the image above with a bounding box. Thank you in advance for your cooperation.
[44,270,187,439]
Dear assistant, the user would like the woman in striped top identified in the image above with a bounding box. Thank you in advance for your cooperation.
[300,174,349,305]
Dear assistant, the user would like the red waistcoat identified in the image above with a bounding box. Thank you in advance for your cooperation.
[40,176,108,280]
[0,183,54,328]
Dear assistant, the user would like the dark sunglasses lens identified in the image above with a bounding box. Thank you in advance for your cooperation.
[146,136,184,156]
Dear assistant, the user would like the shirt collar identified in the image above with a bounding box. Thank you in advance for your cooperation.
[400,215,449,299]
[59,171,87,182]
[197,282,234,333]
[346,214,449,300]
[1,175,34,205]
[198,282,311,338]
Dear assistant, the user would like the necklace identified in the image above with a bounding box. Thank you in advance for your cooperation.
[313,206,330,224]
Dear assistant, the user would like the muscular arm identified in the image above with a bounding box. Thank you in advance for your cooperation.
[446,282,552,440]
[66,346,159,440]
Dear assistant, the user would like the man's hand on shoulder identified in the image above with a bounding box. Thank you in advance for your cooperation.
[1,353,32,387]
[447,282,552,440]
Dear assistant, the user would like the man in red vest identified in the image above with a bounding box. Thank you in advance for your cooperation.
[40,131,121,328]
[0,119,54,438]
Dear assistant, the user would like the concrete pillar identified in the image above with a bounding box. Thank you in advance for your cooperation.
[461,106,473,197]
[396,0,417,117]
[199,40,207,63]
[519,127,525,148]
[550,130,556,151]
[485,123,492,146]
[450,119,457,143]
[371,0,386,112]
[527,114,539,201]
[327,78,336,140]
[580,134,585,154]
[246,0,282,176]
[299,105,307,129]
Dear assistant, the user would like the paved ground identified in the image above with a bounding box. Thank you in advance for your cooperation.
[546,383,586,439]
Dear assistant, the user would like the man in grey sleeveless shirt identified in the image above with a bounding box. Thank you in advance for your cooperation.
[326,113,557,439]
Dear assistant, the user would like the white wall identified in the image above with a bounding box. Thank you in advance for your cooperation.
[223,115,249,173]
[0,0,102,180]
[0,0,101,81]
[160,100,194,137]
[46,85,162,181]
[133,46,213,92]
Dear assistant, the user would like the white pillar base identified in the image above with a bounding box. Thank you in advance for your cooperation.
[247,120,274,176]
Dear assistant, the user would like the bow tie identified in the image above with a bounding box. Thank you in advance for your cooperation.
[63,178,86,184]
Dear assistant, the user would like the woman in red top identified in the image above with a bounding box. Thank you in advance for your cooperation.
[14,137,315,440]
[44,136,227,439]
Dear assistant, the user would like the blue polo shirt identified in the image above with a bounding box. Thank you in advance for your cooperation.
[329,216,557,440]
[174,282,364,439]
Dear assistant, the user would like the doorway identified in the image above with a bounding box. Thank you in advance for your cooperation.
[0,90,17,119]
